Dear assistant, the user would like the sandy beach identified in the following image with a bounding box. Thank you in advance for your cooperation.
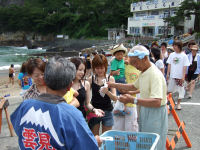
[0,69,22,150]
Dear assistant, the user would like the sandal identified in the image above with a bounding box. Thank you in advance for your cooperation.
[176,104,182,110]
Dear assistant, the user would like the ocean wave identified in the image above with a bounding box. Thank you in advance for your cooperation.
[14,53,27,56]
[0,64,21,70]
[13,46,28,49]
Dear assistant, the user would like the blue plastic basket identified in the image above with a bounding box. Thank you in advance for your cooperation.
[100,130,160,150]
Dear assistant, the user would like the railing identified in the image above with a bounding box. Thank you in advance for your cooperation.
[129,15,166,21]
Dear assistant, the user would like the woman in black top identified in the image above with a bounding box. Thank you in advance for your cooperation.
[70,58,104,118]
[88,54,116,135]
[186,45,200,98]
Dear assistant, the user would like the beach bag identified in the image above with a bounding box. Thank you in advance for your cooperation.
[21,74,32,88]
[113,100,126,116]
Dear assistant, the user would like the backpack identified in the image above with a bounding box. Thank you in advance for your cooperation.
[21,74,32,88]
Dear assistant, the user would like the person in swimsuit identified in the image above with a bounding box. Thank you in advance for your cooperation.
[9,64,15,85]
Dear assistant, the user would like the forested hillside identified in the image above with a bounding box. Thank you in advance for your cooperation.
[0,0,140,38]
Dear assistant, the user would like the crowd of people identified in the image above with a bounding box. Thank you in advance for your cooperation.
[10,39,199,150]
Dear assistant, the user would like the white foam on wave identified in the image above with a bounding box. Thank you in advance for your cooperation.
[14,53,27,56]
[0,64,21,70]
[14,46,28,49]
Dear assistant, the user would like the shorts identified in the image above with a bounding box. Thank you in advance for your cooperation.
[88,111,114,129]
[168,78,185,99]
[187,74,198,82]
[9,73,13,78]
[112,106,138,132]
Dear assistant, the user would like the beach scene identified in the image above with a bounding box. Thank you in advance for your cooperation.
[1,0,200,150]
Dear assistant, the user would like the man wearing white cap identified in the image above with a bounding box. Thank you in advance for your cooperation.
[108,45,168,150]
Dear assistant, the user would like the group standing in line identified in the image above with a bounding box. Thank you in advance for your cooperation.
[11,39,200,150]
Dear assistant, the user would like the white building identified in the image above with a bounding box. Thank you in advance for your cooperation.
[127,0,195,37]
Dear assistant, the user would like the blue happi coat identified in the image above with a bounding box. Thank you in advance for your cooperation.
[11,93,98,150]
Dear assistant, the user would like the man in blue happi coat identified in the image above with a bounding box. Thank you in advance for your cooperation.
[11,56,100,150]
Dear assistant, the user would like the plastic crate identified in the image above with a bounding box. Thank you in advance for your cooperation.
[100,130,160,150]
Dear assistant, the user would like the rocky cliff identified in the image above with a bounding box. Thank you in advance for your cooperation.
[0,0,24,6]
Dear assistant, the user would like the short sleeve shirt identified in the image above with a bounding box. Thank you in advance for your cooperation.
[155,59,164,69]
[111,58,125,80]
[23,84,40,100]
[133,63,167,106]
[167,52,190,79]
[63,88,75,104]
[125,64,140,107]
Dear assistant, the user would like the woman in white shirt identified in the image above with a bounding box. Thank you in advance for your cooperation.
[151,47,165,74]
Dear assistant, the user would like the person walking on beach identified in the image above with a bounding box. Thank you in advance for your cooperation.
[70,57,104,118]
[11,56,100,150]
[108,45,168,150]
[8,64,15,85]
[87,54,115,135]
[167,40,190,110]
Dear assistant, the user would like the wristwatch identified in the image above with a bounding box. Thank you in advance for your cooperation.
[133,97,138,104]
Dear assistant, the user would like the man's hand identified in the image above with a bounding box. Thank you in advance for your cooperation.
[118,94,133,104]
[107,81,115,88]
[118,89,128,94]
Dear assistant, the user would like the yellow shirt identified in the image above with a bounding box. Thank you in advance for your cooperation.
[63,88,75,104]
[133,63,167,106]
[125,64,140,107]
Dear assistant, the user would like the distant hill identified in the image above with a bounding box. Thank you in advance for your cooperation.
[0,0,24,6]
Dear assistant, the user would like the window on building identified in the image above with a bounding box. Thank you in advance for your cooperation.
[130,27,140,34]
[151,10,159,15]
[136,12,146,17]
[158,26,164,34]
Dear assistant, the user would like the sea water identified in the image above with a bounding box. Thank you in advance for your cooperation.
[0,46,45,70]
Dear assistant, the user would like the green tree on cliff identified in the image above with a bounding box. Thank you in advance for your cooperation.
[166,0,200,33]
[0,0,136,38]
